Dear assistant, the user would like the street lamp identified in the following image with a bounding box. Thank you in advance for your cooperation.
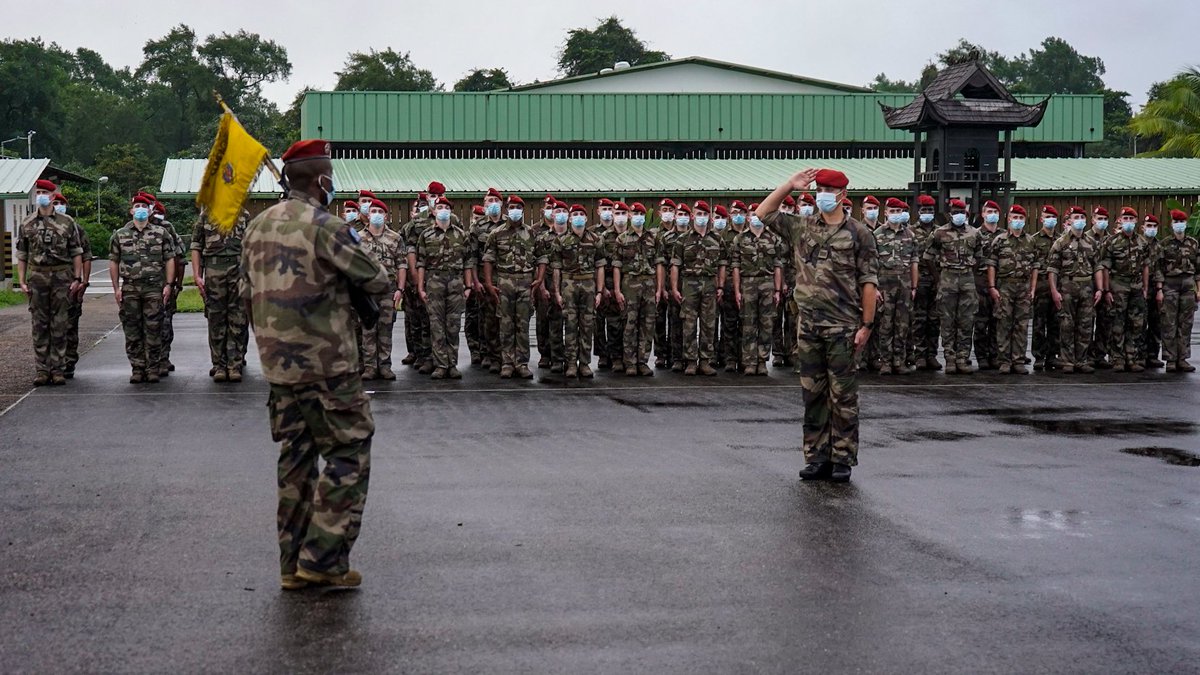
[97,176,109,222]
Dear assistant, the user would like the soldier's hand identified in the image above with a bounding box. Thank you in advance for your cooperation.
[1028,289,1036,301]
[654,289,663,304]
[716,288,724,304]
[989,287,1001,303]
[1051,290,1062,310]
[114,288,122,305]
[1156,289,1164,307]
[488,286,500,303]
[555,293,563,308]
[790,169,817,191]
[595,292,603,309]
[671,289,683,304]
[876,290,885,304]
[474,280,484,295]
[1092,290,1102,307]
[393,289,403,307]
[162,285,172,304]
[853,326,872,354]
[735,292,743,309]
[195,276,205,297]
[419,289,428,303]
[1142,287,1148,300]
[19,282,29,294]
[463,287,472,300]
[614,291,626,310]
[911,288,917,301]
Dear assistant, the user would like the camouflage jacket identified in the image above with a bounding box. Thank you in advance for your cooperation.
[360,226,407,284]
[730,229,784,278]
[417,223,473,273]
[873,225,917,276]
[240,191,390,385]
[1047,233,1099,280]
[1156,235,1200,281]
[671,230,727,278]
[471,219,503,270]
[534,228,559,268]
[911,221,939,278]
[987,232,1039,279]
[75,222,93,263]
[191,211,249,267]
[922,225,985,273]
[611,228,662,277]
[16,211,83,266]
[108,222,173,284]
[974,226,1002,277]
[482,222,538,274]
[552,229,606,275]
[157,219,186,259]
[762,211,878,329]
[1099,233,1150,283]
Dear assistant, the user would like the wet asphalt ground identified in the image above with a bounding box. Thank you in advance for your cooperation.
[1,315,1198,673]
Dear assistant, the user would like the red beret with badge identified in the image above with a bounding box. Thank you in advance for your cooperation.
[507,195,524,206]
[614,202,629,211]
[1093,206,1109,217]
[1010,204,1027,216]
[281,139,330,164]
[1144,214,1159,224]
[51,192,67,204]
[659,198,676,209]
[369,198,388,213]
[428,181,446,195]
[948,198,967,209]
[1042,205,1059,216]
[676,203,692,214]
[570,203,586,214]
[1120,206,1138,218]
[630,202,646,214]
[713,205,729,218]
[730,200,748,211]
[799,193,815,205]
[359,189,376,200]
[598,198,614,207]
[917,194,936,207]
[885,197,907,209]
[863,195,880,206]
[983,200,1000,211]
[693,200,710,212]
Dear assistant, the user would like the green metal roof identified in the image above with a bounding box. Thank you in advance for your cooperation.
[161,157,1200,198]
[505,57,871,93]
[0,158,50,199]
[300,92,1104,145]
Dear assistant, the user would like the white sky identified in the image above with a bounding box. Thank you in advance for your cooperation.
[5,0,1194,110]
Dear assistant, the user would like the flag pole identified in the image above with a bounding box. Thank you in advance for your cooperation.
[212,91,283,186]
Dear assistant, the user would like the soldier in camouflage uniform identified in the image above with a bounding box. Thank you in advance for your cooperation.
[151,199,185,376]
[396,197,422,362]
[192,209,250,382]
[16,179,84,386]
[1085,207,1115,369]
[1030,206,1062,370]
[731,206,784,375]
[923,199,985,374]
[471,192,506,373]
[611,202,660,376]
[341,199,362,229]
[986,205,1039,374]
[1157,209,1199,372]
[1100,207,1150,372]
[359,199,407,380]
[591,198,619,370]
[909,195,941,370]
[772,196,806,371]
[654,199,679,368]
[972,200,1003,370]
[873,198,918,374]
[857,196,884,372]
[401,183,442,373]
[1141,215,1166,369]
[760,168,878,483]
[51,192,92,379]
[552,204,606,378]
[670,201,727,376]
[483,195,541,380]
[108,193,176,384]
[532,194,556,368]
[715,203,743,372]
[535,201,569,372]
[417,196,476,379]
[241,139,390,590]
[1047,206,1104,373]
[666,202,700,371]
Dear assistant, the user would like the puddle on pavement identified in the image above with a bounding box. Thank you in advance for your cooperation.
[995,417,1196,436]
[1119,446,1200,466]
[727,444,799,453]
[896,429,982,443]
[608,396,721,413]
[1005,507,1090,539]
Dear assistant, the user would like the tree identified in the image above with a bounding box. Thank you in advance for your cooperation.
[92,143,161,196]
[1130,67,1200,157]
[454,68,513,92]
[0,39,74,159]
[1011,37,1105,95]
[197,30,292,105]
[557,16,669,77]
[136,25,215,150]
[335,49,439,91]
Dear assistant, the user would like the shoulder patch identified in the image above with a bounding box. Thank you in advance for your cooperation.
[347,226,362,244]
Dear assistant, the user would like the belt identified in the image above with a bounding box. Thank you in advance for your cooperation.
[566,273,596,281]
[740,273,769,278]
[122,276,165,285]
[623,271,653,278]
[1068,276,1093,282]
[29,263,73,271]
[424,267,462,274]
[1164,274,1195,282]
[495,269,532,276]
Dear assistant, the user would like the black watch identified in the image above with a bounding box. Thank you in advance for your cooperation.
[861,321,875,330]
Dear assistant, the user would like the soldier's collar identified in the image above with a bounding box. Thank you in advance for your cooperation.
[287,189,324,209]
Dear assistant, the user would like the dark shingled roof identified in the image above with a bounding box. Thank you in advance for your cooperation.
[881,61,1048,130]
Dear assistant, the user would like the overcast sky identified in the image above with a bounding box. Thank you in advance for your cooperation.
[8,0,1194,110]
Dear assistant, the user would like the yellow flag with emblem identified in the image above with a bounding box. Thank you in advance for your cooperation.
[196,112,269,234]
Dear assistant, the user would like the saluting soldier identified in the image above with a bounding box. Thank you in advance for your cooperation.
[909,194,941,370]
[16,179,84,386]
[1157,209,1199,372]
[359,199,407,380]
[52,192,92,380]
[611,202,660,376]
[1047,206,1103,373]
[731,204,784,375]
[924,198,985,374]
[1100,207,1150,372]
[108,193,175,384]
[670,200,727,376]
[973,200,1003,370]
[715,203,743,372]
[1141,215,1166,369]
[552,204,606,378]
[417,195,475,380]
[192,208,250,382]
[653,199,681,369]
[1086,207,1114,369]
[986,205,1039,374]
[873,198,918,375]
[1030,206,1061,370]
[482,192,540,380]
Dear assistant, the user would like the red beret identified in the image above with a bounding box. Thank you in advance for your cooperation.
[544,193,555,202]
[131,193,153,206]
[152,201,165,215]
[982,200,1000,211]
[749,202,760,211]
[554,200,569,210]
[598,198,614,207]
[51,192,66,204]
[917,194,936,207]
[485,187,503,200]
[436,196,452,207]
[1093,206,1109,217]
[730,200,747,211]
[676,203,692,214]
[507,195,524,206]
[570,203,586,213]
[713,205,729,218]
[798,193,815,205]
[863,195,880,206]
[1170,209,1189,221]
[281,139,330,164]
[659,198,676,209]
[369,198,388,213]
[1042,205,1059,216]
[138,191,158,203]
[1067,206,1086,216]
[630,202,646,214]
[782,195,796,207]
[813,169,849,189]
[358,190,376,200]
[427,181,446,195]
[343,200,359,210]
[614,201,629,211]
[472,205,485,215]
[884,197,907,209]
[418,191,428,199]
[841,197,852,207]
[1144,214,1159,225]
[948,198,967,209]
[693,200,710,212]
[1120,206,1138,218]
[1010,204,1027,216]
[34,179,57,192]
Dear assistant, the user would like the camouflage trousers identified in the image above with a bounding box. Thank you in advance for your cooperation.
[496,272,533,367]
[973,279,997,365]
[26,266,74,376]
[655,298,671,361]
[403,287,431,362]
[1107,279,1146,366]
[1032,281,1060,364]
[1160,277,1197,364]
[876,274,912,368]
[65,293,83,374]
[668,300,685,365]
[562,277,596,368]
[201,262,248,371]
[426,272,465,370]
[594,279,622,365]
[718,279,742,367]
[464,292,481,359]
[362,292,397,371]
[994,279,1032,367]
[534,281,551,363]
[160,279,179,369]
[771,283,798,364]
[621,274,657,367]
[118,282,164,373]
[544,291,565,366]
[1142,294,1162,363]
[797,323,860,466]
[738,277,776,366]
[937,271,977,361]
[483,287,502,365]
[269,372,373,577]
[1090,288,1113,365]
[1057,278,1096,367]
[680,276,717,364]
[910,274,940,362]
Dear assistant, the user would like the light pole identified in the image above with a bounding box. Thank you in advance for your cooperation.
[97,176,109,222]
[26,130,35,158]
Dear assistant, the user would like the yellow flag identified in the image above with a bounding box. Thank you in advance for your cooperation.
[196,112,268,234]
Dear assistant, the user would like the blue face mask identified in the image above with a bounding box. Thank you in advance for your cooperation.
[1172,222,1187,235]
[1145,227,1158,238]
[694,215,709,228]
[599,210,613,222]
[345,211,359,222]
[570,215,586,229]
[750,215,762,228]
[1121,221,1137,234]
[54,204,67,215]
[919,213,934,224]
[712,218,727,230]
[631,215,646,228]
[951,213,967,226]
[542,208,554,220]
[35,194,51,208]
[887,213,905,225]
[864,208,879,221]
[507,208,523,222]
[1043,217,1057,229]
[984,212,1000,224]
[732,214,746,226]
[814,192,839,214]
[554,212,568,225]
[359,202,370,215]
[799,205,815,218]
[900,212,911,224]
[1009,219,1025,231]
[132,207,150,221]
[676,215,691,227]
[485,203,501,217]
[369,213,385,227]
[1095,219,1109,231]
[435,209,451,223]
[1071,219,1086,231]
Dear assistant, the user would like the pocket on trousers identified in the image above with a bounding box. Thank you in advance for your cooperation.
[267,391,287,442]
[315,379,374,445]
